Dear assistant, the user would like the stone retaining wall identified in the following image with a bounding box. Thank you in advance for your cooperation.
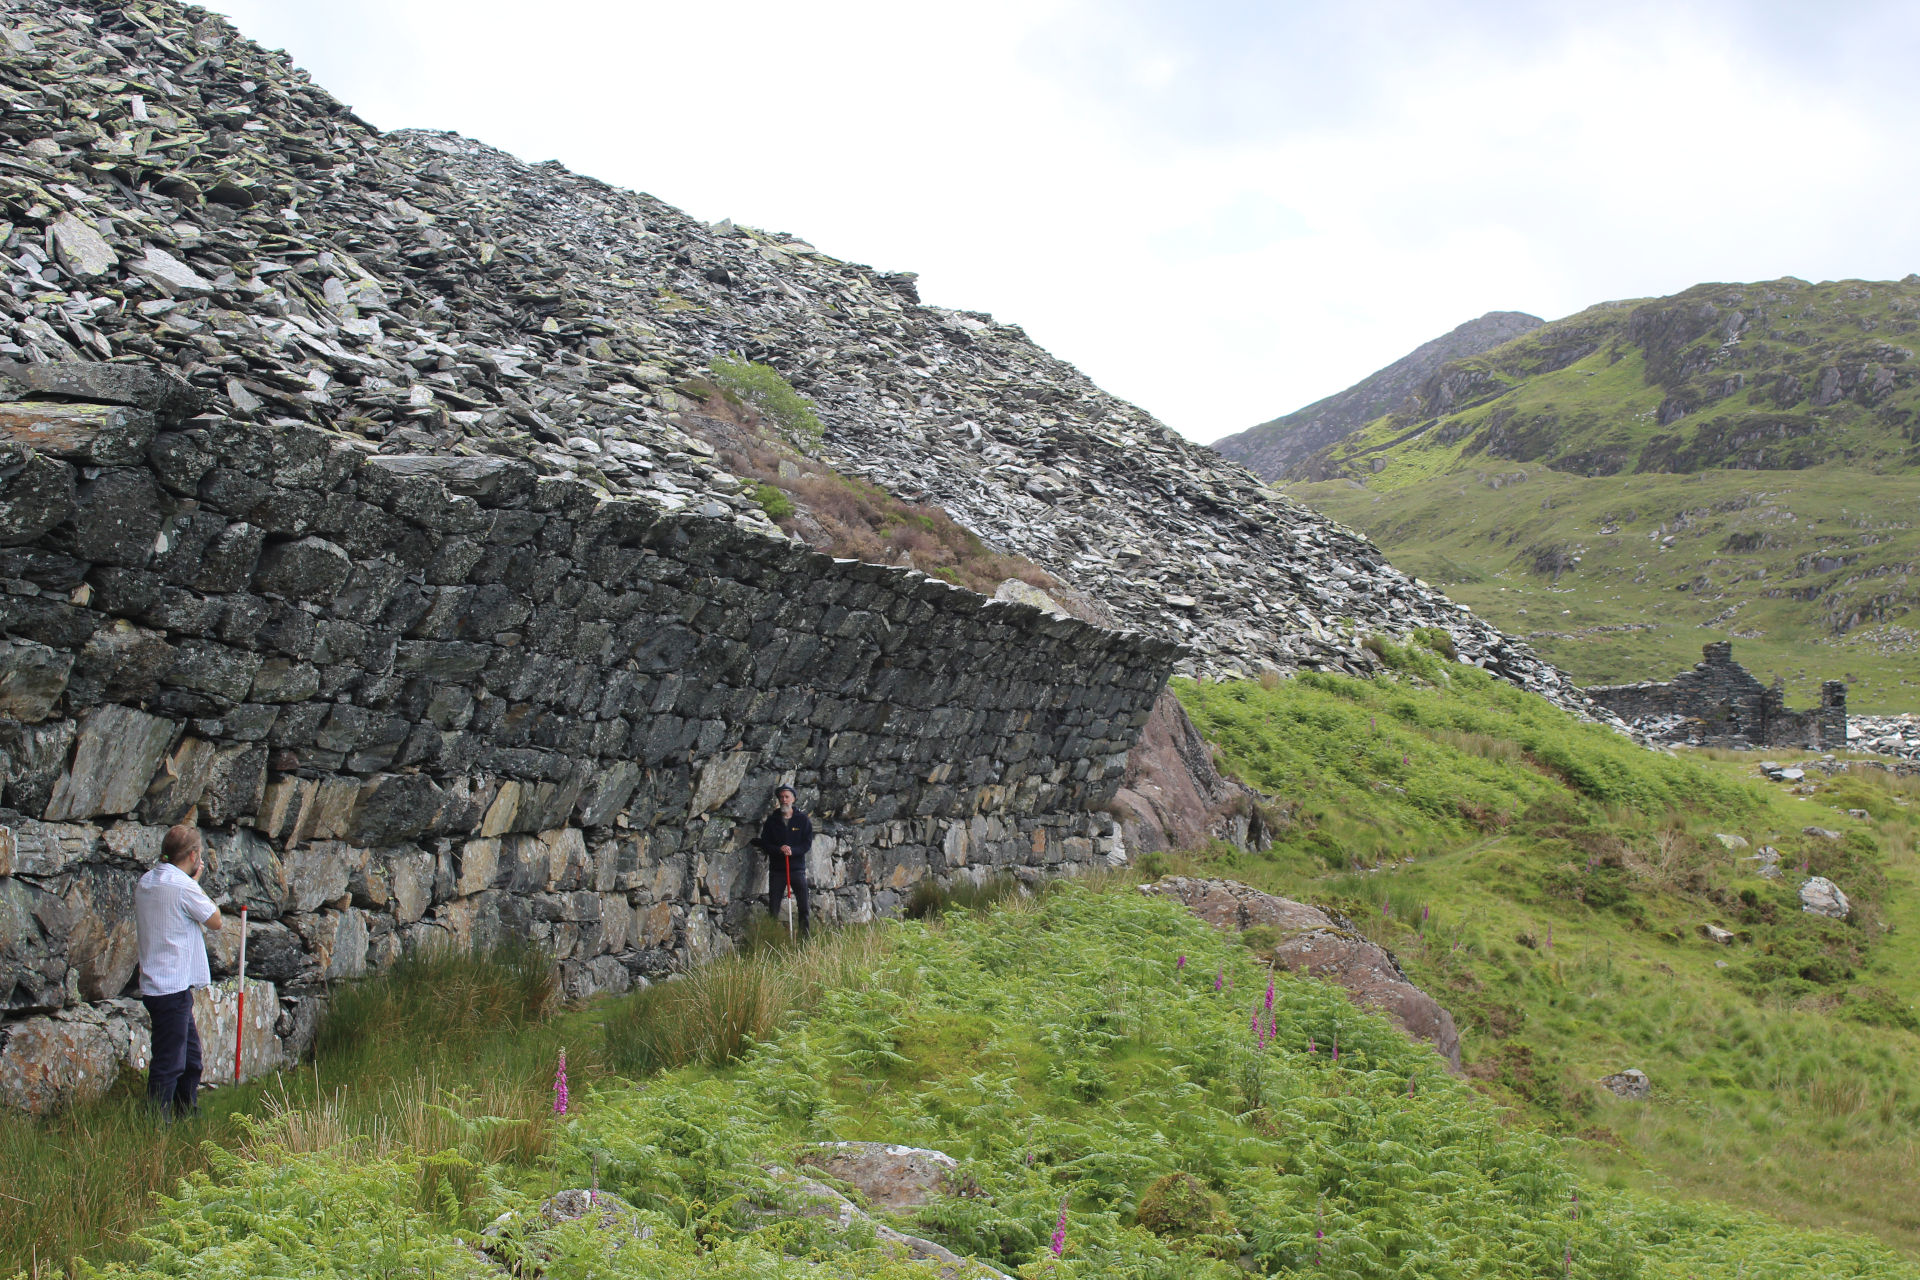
[0,364,1180,1112]
[1584,641,1846,749]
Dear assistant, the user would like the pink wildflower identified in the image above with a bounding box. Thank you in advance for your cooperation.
[1051,1194,1069,1257]
[1332,1031,1339,1063]
[553,1046,569,1115]
[1177,954,1186,971]
[1308,1034,1317,1054]
[1214,967,1224,992]
[1264,974,1275,1013]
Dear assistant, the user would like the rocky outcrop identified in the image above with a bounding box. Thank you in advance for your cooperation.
[798,1142,958,1212]
[1584,642,1847,750]
[1141,877,1461,1071]
[1109,691,1271,856]
[1214,311,1543,481]
[0,0,1581,708]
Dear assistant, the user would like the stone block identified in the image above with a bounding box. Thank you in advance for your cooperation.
[63,864,141,1000]
[253,536,352,603]
[0,400,157,467]
[348,773,445,846]
[0,359,205,419]
[191,978,282,1087]
[0,1010,126,1114]
[44,704,178,821]
[283,840,360,914]
[0,444,75,546]
[138,735,218,825]
[202,744,267,825]
[67,620,175,705]
[456,837,502,896]
[0,638,72,723]
[389,848,435,925]
[59,467,164,566]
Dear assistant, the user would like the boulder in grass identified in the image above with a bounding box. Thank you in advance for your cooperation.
[1141,876,1462,1073]
[1799,876,1851,920]
[1599,1068,1651,1100]
[798,1141,959,1212]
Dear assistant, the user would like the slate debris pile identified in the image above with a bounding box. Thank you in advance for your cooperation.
[0,0,1579,704]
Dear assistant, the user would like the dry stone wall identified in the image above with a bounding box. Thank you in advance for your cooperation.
[0,367,1178,1113]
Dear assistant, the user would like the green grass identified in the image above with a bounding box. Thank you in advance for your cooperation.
[0,944,585,1277]
[1290,464,1920,712]
[33,887,1918,1279]
[1172,658,1920,1254]
[12,658,1920,1275]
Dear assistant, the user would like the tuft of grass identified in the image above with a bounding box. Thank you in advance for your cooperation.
[600,924,894,1076]
[708,355,826,445]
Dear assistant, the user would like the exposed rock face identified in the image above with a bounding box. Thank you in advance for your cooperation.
[1585,642,1847,750]
[763,1164,1013,1280]
[1141,877,1461,1071]
[1213,311,1544,481]
[0,0,1580,708]
[1110,691,1271,856]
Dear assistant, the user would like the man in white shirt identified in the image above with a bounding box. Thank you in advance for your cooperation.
[134,824,223,1117]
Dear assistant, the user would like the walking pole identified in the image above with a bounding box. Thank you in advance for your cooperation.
[231,905,248,1085]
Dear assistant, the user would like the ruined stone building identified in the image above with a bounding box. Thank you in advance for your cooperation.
[1584,642,1847,749]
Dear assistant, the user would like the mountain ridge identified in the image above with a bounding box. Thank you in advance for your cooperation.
[1211,309,1543,480]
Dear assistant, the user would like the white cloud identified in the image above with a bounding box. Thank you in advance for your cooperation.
[207,1,1920,443]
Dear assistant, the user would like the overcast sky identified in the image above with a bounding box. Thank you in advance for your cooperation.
[206,0,1920,443]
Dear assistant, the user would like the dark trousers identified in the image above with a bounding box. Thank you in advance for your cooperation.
[764,853,811,936]
[143,989,202,1117]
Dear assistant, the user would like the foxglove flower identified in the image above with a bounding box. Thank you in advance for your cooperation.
[554,1047,569,1115]
[1051,1194,1069,1257]
[1264,974,1275,1013]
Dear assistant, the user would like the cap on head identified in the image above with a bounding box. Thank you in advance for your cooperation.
[161,824,202,866]
[776,785,795,799]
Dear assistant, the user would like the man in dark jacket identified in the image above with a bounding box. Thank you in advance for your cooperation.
[759,784,813,937]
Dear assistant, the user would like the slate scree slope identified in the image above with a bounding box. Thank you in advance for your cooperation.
[0,0,1573,1110]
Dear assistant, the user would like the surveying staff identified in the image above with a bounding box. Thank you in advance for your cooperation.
[134,824,223,1118]
[758,785,813,937]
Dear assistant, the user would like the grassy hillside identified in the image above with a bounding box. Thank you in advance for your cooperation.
[10,645,1920,1276]
[1287,465,1920,712]
[9,886,1915,1279]
[1173,640,1920,1254]
[1274,278,1920,709]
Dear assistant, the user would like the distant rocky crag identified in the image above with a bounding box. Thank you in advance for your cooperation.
[1212,311,1543,481]
[1290,279,1920,484]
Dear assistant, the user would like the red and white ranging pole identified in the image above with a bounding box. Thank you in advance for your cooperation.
[231,905,248,1085]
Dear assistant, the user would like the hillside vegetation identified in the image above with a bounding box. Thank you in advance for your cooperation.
[10,886,1916,1279]
[1289,465,1920,711]
[1268,277,1920,709]
[1173,639,1920,1253]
